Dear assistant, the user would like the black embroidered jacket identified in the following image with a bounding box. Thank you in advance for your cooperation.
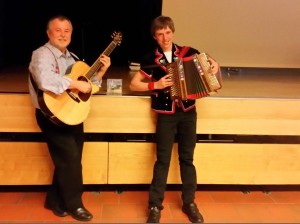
[140,43,200,114]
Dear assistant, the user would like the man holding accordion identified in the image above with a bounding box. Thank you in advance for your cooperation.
[130,15,221,223]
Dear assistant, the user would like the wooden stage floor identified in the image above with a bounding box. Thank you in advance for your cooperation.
[0,65,300,99]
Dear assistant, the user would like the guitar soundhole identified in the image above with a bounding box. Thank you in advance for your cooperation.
[78,76,91,102]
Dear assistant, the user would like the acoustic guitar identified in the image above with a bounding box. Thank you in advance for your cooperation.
[38,31,122,126]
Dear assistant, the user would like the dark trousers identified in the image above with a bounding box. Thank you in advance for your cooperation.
[35,109,84,211]
[148,107,197,209]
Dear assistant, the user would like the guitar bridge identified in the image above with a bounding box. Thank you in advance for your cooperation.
[66,90,80,103]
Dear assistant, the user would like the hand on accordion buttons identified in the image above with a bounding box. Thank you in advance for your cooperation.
[158,74,173,89]
[208,59,219,74]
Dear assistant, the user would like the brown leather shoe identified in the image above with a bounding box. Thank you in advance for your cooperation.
[69,207,93,221]
[146,206,161,223]
[182,202,204,223]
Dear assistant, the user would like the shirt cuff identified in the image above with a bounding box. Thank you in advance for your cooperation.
[91,76,102,87]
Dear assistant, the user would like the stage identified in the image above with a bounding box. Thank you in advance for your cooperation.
[1,65,300,185]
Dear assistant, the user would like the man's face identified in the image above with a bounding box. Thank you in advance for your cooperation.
[47,18,72,53]
[153,26,174,52]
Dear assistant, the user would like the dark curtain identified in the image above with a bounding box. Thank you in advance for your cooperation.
[0,0,162,68]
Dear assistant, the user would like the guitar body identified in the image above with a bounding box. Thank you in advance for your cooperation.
[40,61,98,125]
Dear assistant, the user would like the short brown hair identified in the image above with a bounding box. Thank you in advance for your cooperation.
[150,16,175,36]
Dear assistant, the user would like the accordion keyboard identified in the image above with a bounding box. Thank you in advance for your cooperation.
[196,53,221,93]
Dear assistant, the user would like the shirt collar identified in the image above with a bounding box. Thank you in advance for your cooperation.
[45,42,72,59]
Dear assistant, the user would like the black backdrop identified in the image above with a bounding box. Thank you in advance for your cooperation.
[0,0,162,68]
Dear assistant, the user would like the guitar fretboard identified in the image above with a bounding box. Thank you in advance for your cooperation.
[85,40,119,79]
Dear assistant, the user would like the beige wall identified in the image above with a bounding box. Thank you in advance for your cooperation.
[162,0,300,68]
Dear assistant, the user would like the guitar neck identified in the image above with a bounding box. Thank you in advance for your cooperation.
[85,41,118,79]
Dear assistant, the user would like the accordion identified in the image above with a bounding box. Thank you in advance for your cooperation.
[166,53,222,100]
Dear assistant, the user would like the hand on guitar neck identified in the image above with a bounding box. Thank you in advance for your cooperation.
[94,54,111,80]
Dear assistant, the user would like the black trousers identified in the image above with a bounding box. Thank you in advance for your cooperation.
[148,107,197,209]
[35,109,84,211]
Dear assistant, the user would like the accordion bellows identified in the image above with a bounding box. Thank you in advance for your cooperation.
[166,53,222,100]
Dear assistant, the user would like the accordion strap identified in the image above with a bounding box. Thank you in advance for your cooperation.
[206,53,223,84]
[178,46,190,59]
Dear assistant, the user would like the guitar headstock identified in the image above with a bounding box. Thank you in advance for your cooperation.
[111,31,122,46]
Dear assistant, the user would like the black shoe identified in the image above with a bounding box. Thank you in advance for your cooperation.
[182,202,204,223]
[69,207,93,221]
[44,202,68,217]
[146,206,161,223]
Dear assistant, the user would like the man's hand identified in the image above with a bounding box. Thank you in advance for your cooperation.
[156,74,173,89]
